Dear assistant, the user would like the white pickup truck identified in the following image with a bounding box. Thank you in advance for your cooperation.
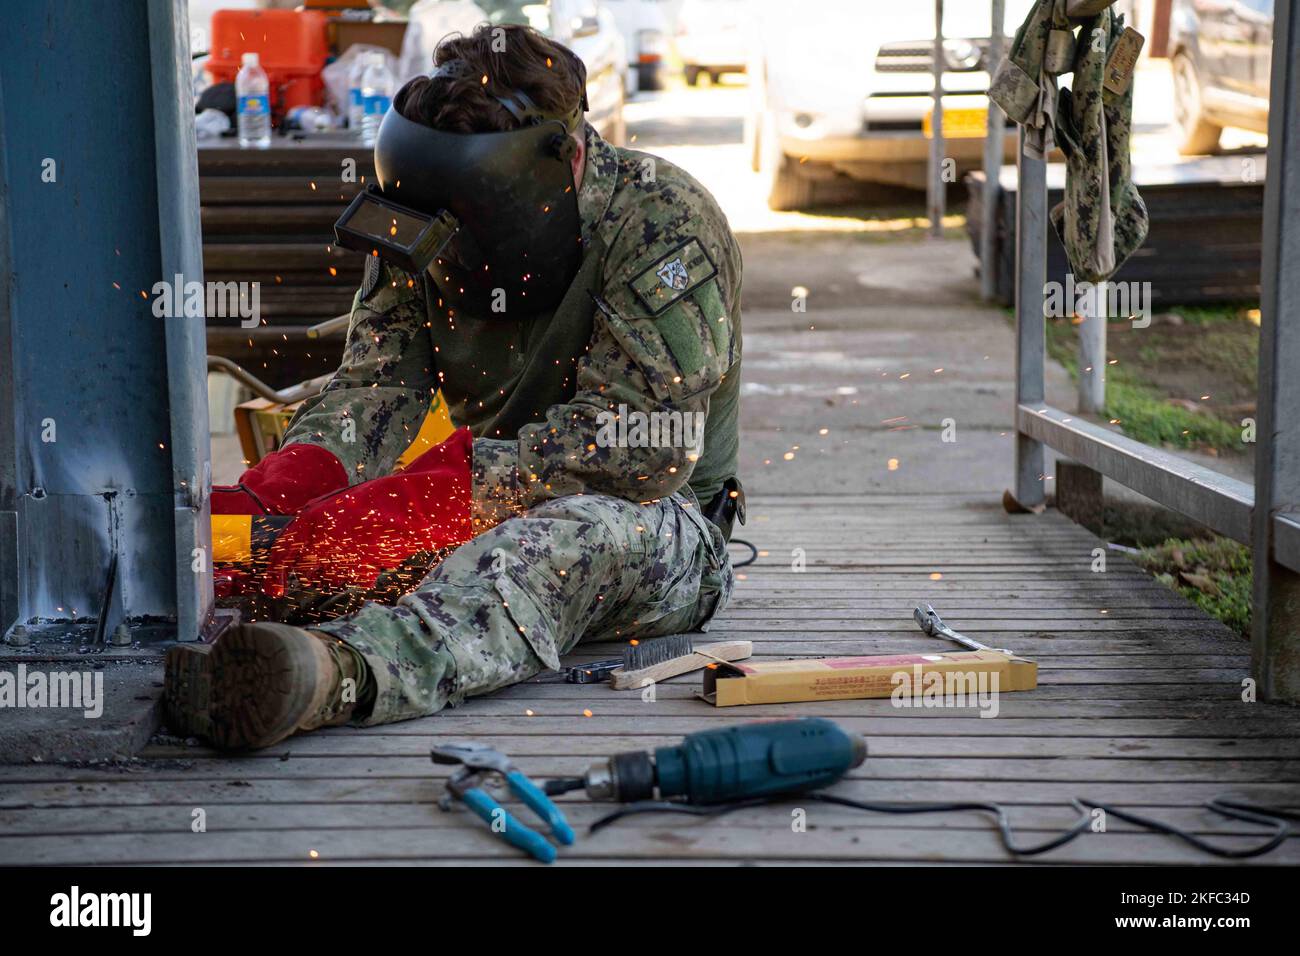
[745,0,1036,209]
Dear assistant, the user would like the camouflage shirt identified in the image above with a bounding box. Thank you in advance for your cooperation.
[282,126,743,529]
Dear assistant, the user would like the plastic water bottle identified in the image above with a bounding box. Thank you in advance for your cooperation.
[347,54,367,133]
[236,52,271,149]
[360,53,393,147]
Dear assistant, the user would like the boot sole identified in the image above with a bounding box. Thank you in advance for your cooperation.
[163,643,214,740]
[207,624,329,751]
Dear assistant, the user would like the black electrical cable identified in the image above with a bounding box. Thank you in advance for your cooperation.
[586,794,1090,855]
[1076,798,1297,860]
[588,797,781,834]
[587,793,1296,859]
[809,794,1093,857]
[729,537,758,568]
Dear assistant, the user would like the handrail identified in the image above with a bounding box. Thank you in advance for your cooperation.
[206,355,331,406]
[306,313,350,339]
[1016,404,1255,544]
[1000,0,1300,700]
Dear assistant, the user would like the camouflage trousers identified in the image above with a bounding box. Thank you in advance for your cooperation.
[315,491,733,725]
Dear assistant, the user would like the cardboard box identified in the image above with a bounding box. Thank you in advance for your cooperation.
[332,21,409,58]
[701,650,1037,707]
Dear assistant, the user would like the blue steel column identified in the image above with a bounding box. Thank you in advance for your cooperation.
[0,0,211,644]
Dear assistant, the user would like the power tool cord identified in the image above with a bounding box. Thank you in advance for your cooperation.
[586,794,1297,859]
[729,538,758,568]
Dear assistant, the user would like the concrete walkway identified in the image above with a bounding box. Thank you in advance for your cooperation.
[737,234,1073,498]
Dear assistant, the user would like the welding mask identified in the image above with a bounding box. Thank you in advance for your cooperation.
[334,58,587,317]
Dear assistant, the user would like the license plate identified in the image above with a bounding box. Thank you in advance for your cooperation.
[923,106,988,139]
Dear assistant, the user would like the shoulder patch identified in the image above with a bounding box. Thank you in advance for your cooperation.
[361,254,384,303]
[627,238,717,316]
[359,254,383,302]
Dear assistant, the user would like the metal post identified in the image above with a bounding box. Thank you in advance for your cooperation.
[1251,0,1300,703]
[0,0,210,645]
[1014,127,1048,509]
[150,0,213,644]
[980,0,1007,300]
[928,0,946,238]
[1077,284,1107,412]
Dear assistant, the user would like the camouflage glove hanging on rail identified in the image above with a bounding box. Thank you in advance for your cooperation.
[988,0,1076,159]
[990,1,1149,283]
[1050,8,1149,282]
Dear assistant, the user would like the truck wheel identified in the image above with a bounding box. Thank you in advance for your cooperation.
[1172,52,1222,155]
[637,62,663,92]
[684,65,701,87]
[759,109,815,211]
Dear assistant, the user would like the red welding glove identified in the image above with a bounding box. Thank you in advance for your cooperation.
[211,443,350,516]
[259,428,475,593]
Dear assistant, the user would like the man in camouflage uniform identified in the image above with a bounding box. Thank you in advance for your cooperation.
[166,24,742,749]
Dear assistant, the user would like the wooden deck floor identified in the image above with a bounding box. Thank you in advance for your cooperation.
[3,493,1299,865]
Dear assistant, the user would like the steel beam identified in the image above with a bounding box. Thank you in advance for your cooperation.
[150,0,212,644]
[0,0,209,644]
[979,0,1007,301]
[928,0,946,238]
[1252,0,1300,702]
[1076,288,1107,413]
[1013,127,1047,508]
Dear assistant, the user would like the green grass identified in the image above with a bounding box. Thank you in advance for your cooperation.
[1168,303,1258,327]
[1042,317,1245,452]
[1133,537,1253,639]
[1102,377,1244,449]
[1030,305,1257,636]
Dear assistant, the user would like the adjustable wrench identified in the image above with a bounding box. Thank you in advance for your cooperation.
[913,604,1015,656]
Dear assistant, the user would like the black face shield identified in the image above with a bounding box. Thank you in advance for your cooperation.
[334,59,588,317]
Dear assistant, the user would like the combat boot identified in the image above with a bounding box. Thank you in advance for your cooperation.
[163,623,370,751]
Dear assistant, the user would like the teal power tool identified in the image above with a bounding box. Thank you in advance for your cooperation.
[431,742,575,863]
[544,718,867,828]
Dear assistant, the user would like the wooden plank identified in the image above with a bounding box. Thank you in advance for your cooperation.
[466,682,1254,703]
[199,177,364,204]
[201,204,347,234]
[9,754,1300,787]
[703,619,1230,633]
[256,698,1272,720]
[2,802,1294,839]
[3,821,1299,866]
[575,641,1247,659]
[6,777,1295,813]
[136,733,1300,761]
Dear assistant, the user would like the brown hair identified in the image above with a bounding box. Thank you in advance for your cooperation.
[394,23,585,133]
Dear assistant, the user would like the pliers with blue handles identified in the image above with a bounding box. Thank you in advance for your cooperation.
[430,742,575,863]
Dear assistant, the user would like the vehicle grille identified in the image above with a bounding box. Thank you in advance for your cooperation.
[875,38,991,73]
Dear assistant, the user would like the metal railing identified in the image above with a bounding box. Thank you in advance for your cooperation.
[1001,0,1300,701]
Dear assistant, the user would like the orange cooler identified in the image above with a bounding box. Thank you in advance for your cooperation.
[207,9,329,116]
